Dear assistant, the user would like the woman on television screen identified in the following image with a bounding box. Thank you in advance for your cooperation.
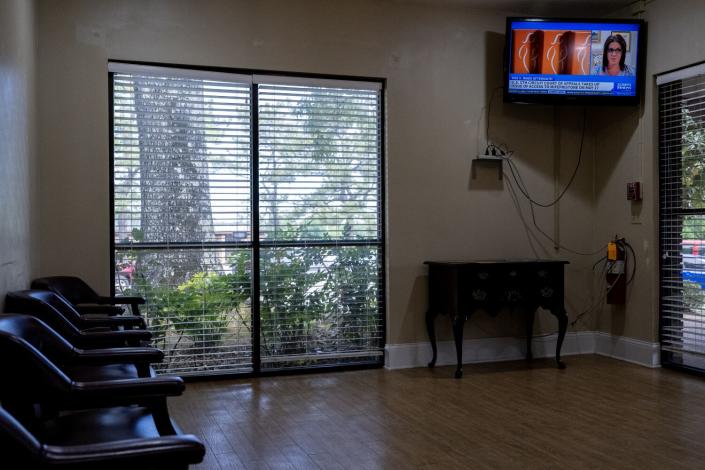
[594,34,634,76]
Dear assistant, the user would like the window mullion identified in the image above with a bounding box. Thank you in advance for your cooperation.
[251,82,261,374]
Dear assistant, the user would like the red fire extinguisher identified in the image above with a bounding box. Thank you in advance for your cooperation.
[606,238,626,304]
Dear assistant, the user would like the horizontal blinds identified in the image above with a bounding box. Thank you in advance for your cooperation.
[113,72,252,245]
[112,68,254,375]
[656,63,705,86]
[257,82,384,369]
[111,64,385,376]
[109,62,253,85]
[259,246,384,369]
[253,73,382,91]
[659,69,705,365]
[115,247,253,374]
[258,83,381,242]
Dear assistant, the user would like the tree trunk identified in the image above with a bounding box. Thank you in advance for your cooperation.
[133,76,214,285]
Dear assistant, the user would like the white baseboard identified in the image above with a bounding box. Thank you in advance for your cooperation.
[385,331,659,370]
[593,332,660,368]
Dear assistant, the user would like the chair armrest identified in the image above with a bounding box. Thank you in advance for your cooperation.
[75,329,152,348]
[97,295,146,305]
[76,304,125,316]
[96,296,145,317]
[71,346,164,366]
[68,376,185,407]
[78,315,147,329]
[42,435,206,468]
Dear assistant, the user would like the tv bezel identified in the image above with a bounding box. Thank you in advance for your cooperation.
[503,17,647,105]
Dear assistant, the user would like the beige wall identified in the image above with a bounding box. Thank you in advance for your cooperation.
[0,0,37,308]
[36,0,598,345]
[594,0,705,342]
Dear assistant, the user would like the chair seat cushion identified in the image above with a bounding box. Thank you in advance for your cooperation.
[65,364,155,382]
[40,407,174,446]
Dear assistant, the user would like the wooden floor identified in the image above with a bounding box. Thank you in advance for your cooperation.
[169,355,705,469]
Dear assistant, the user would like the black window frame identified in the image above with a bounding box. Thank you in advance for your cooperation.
[108,60,387,379]
[658,60,705,375]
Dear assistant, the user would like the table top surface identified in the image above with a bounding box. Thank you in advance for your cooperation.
[424,259,569,266]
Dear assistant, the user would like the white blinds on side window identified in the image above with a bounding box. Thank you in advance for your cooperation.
[659,66,705,370]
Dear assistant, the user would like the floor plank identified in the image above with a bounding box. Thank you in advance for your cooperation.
[170,356,705,469]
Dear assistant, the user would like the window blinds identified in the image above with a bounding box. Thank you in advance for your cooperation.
[257,83,384,369]
[110,63,385,375]
[112,67,254,375]
[659,65,705,371]
[112,71,253,245]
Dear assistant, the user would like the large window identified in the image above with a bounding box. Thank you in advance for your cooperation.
[658,63,705,372]
[110,63,385,376]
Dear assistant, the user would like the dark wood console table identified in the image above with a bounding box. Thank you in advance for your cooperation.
[425,259,569,378]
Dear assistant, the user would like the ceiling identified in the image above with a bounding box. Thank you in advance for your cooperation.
[393,0,637,17]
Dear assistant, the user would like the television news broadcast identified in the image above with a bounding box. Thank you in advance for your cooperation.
[507,19,642,98]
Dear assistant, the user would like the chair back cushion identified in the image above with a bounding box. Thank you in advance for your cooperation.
[5,290,83,340]
[31,276,99,305]
[0,314,75,362]
[0,329,72,402]
[0,406,42,463]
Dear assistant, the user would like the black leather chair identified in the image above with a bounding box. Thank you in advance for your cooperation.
[32,275,146,316]
[0,316,206,469]
[0,314,161,380]
[0,313,182,421]
[9,288,146,329]
[0,405,205,470]
[5,290,150,348]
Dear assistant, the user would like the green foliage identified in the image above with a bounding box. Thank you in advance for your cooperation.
[683,280,705,314]
[253,225,379,359]
[258,245,327,357]
[125,251,251,360]
[682,108,705,240]
[122,242,379,370]
[321,245,379,347]
[173,272,240,350]
[131,228,144,242]
[125,278,173,349]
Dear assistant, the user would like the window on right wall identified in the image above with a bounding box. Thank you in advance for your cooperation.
[658,62,705,372]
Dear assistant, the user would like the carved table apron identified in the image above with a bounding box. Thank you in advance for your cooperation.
[425,260,569,378]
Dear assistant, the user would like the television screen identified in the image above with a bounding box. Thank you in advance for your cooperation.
[504,18,646,105]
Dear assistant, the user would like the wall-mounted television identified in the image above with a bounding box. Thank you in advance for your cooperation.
[504,17,646,105]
